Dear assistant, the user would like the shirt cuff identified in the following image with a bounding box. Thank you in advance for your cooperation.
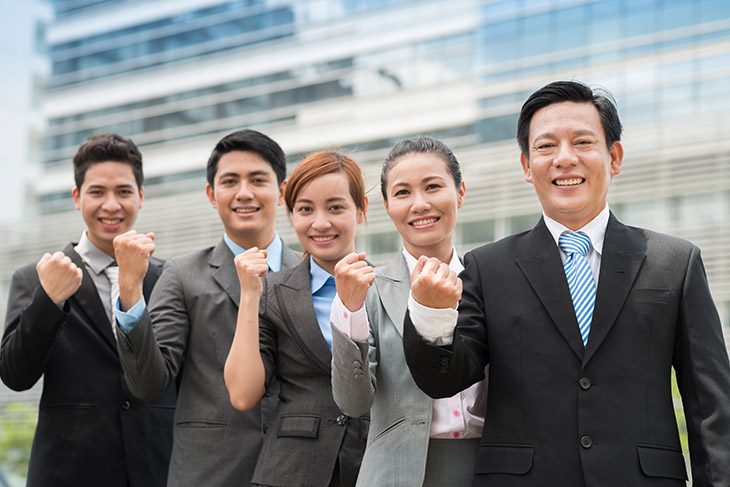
[408,291,457,346]
[330,294,369,342]
[115,297,146,332]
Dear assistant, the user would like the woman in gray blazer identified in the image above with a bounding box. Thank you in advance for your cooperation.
[330,137,488,487]
[224,151,370,487]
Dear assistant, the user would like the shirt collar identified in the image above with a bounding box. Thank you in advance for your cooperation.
[402,246,463,275]
[74,231,115,275]
[223,232,283,272]
[309,256,334,294]
[542,205,610,256]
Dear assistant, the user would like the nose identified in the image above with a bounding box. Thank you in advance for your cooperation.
[552,141,579,167]
[235,181,254,201]
[411,190,431,213]
[101,193,122,211]
[312,210,331,231]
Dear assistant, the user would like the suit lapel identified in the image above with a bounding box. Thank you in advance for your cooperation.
[66,245,117,350]
[281,242,302,270]
[276,260,332,373]
[515,220,585,361]
[375,254,410,336]
[583,214,646,365]
[210,240,240,308]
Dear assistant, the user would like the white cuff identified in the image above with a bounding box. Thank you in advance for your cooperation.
[407,291,457,346]
[330,294,369,342]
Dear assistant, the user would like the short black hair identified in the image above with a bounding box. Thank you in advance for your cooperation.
[517,80,623,157]
[381,136,462,200]
[73,132,143,191]
[206,129,286,187]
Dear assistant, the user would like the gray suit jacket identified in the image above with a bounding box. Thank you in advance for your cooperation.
[117,238,299,487]
[253,259,368,487]
[332,254,486,487]
[404,214,730,487]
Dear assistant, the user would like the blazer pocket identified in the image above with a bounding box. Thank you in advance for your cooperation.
[626,289,671,303]
[474,443,534,475]
[371,417,405,444]
[277,414,320,438]
[176,420,225,429]
[637,444,687,480]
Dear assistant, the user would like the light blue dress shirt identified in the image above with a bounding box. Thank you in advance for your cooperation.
[309,256,336,351]
[116,232,284,332]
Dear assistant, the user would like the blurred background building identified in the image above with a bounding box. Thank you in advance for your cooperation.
[1,0,729,481]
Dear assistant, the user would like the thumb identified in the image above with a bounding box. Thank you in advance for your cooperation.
[411,255,428,281]
[146,232,156,240]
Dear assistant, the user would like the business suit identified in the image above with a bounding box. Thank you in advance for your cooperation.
[0,244,175,487]
[403,214,730,487]
[332,253,484,487]
[253,258,368,487]
[116,238,299,487]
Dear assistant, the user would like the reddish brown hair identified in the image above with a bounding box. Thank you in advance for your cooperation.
[285,151,367,216]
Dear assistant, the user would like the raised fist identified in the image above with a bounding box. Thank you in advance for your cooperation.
[113,230,156,311]
[410,256,462,309]
[36,251,83,303]
[234,248,269,298]
[334,252,375,312]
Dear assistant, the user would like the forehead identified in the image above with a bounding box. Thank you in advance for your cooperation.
[529,101,604,141]
[82,161,138,188]
[387,153,450,185]
[216,150,274,177]
[297,172,352,199]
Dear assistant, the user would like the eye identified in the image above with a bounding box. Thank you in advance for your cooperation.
[297,205,312,213]
[536,143,555,150]
[425,183,441,191]
[329,204,345,212]
[252,177,268,184]
[220,178,236,185]
[393,189,409,197]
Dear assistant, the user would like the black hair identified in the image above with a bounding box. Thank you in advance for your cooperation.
[206,129,286,187]
[517,80,623,157]
[73,132,143,191]
[381,136,462,200]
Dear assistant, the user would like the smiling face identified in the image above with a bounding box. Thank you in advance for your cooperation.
[291,171,366,275]
[520,101,623,230]
[206,150,285,249]
[72,161,143,256]
[384,153,465,262]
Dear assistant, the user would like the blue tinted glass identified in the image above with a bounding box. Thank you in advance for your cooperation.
[522,12,552,56]
[624,0,657,37]
[479,20,520,64]
[661,0,695,31]
[699,0,730,23]
[556,6,586,51]
[589,0,620,45]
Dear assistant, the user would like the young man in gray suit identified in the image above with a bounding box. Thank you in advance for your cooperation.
[0,133,175,487]
[112,129,300,487]
[403,81,730,486]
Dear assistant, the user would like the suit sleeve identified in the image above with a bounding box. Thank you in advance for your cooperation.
[403,250,489,398]
[117,260,188,400]
[673,246,730,487]
[0,266,68,391]
[258,281,279,391]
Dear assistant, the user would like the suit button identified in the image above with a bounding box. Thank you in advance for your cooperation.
[353,360,362,368]
[579,377,592,390]
[121,400,131,411]
[336,415,347,426]
[580,436,592,448]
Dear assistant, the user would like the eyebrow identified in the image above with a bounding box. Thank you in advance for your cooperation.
[216,170,271,180]
[533,129,599,143]
[85,184,136,190]
[391,175,448,187]
[296,196,348,204]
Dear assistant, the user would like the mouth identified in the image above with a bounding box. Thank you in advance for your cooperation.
[99,218,122,228]
[409,216,440,229]
[553,177,585,187]
[310,235,337,244]
[234,207,259,215]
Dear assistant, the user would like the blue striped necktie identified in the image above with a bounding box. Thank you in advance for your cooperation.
[559,232,596,348]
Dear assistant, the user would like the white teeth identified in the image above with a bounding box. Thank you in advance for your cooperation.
[312,236,335,242]
[555,178,583,186]
[411,217,437,226]
[235,208,258,213]
[100,219,121,224]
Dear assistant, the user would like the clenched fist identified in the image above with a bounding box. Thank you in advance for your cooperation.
[410,256,462,309]
[37,251,83,303]
[234,248,269,298]
[113,230,156,311]
[334,252,375,312]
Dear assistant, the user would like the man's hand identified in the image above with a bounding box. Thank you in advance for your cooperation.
[410,256,462,309]
[113,230,156,311]
[36,251,83,303]
[334,252,375,312]
[234,248,269,298]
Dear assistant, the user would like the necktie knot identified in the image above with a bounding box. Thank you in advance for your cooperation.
[559,231,591,257]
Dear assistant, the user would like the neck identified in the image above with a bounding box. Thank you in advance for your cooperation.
[227,229,276,251]
[88,233,115,258]
[311,256,336,276]
[404,239,453,264]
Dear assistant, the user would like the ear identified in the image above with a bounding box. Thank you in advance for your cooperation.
[72,187,81,210]
[357,196,369,224]
[520,153,533,183]
[277,180,287,206]
[609,141,623,177]
[456,181,466,209]
[205,183,217,208]
[138,186,145,209]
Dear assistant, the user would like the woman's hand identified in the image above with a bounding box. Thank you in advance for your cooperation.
[334,252,375,312]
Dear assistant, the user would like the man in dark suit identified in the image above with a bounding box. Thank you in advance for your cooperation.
[0,132,175,487]
[403,81,730,486]
[112,129,300,487]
